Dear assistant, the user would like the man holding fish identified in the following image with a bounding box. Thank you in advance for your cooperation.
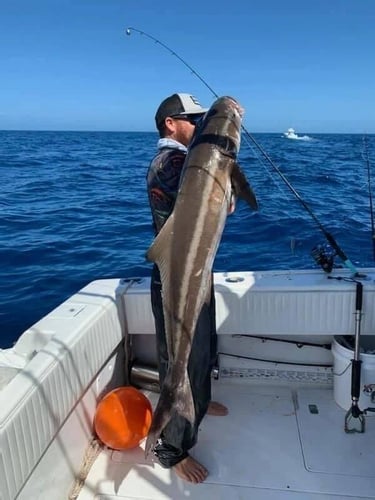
[146,93,257,483]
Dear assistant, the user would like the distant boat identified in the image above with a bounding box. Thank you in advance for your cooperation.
[284,127,299,139]
[283,127,313,141]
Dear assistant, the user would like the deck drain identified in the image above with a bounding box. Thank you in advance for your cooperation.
[308,404,319,414]
[225,276,245,283]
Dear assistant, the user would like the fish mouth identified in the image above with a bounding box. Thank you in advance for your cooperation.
[225,96,244,118]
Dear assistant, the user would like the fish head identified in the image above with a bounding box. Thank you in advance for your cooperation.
[224,96,244,119]
[204,95,244,123]
[191,96,244,159]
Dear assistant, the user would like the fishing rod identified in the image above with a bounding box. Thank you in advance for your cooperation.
[126,27,358,276]
[363,135,375,260]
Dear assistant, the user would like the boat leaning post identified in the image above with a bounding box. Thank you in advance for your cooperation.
[344,281,365,433]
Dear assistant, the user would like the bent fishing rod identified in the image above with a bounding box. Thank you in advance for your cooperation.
[126,27,358,276]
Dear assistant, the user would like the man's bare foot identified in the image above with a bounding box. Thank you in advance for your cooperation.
[207,400,228,416]
[173,455,208,483]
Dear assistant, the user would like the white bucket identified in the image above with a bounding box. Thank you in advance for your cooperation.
[332,336,375,411]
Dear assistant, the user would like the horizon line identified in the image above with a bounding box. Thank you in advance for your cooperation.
[0,129,373,135]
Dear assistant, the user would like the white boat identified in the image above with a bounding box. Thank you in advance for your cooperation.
[1,268,375,499]
[283,128,312,141]
[284,127,299,139]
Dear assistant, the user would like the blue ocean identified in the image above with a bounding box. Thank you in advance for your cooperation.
[1,130,374,348]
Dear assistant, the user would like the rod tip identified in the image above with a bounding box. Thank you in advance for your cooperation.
[125,28,131,36]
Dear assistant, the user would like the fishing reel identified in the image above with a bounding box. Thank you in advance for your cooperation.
[311,243,337,273]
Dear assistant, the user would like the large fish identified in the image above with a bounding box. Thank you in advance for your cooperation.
[145,96,258,456]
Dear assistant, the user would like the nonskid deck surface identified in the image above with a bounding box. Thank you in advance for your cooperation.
[77,381,375,499]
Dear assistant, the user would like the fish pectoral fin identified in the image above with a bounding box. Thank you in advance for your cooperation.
[231,163,258,210]
[146,214,175,265]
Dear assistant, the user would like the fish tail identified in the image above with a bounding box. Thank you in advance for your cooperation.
[145,368,195,458]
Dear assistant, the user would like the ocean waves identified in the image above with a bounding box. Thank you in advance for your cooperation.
[1,130,374,347]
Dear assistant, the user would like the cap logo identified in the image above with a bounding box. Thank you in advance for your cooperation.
[189,95,201,106]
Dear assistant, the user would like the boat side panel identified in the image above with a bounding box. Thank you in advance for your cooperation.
[0,279,127,500]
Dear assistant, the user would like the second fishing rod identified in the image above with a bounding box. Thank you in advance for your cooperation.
[126,26,360,277]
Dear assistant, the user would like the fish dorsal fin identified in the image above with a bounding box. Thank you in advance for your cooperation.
[231,163,258,210]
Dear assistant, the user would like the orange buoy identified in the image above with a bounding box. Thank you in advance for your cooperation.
[94,386,153,450]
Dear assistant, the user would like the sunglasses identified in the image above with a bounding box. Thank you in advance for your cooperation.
[171,114,203,126]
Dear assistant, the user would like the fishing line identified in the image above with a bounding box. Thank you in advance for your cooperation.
[363,135,375,260]
[243,142,292,205]
[126,27,358,275]
[125,27,290,204]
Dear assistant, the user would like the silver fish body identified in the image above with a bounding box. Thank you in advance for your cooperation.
[145,96,257,456]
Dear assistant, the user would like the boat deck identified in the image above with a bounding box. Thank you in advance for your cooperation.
[76,380,375,499]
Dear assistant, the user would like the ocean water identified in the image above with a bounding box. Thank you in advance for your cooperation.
[1,130,374,348]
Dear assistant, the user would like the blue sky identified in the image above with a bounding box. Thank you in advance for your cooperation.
[1,0,374,133]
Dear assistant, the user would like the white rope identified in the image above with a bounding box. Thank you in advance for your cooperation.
[68,437,103,500]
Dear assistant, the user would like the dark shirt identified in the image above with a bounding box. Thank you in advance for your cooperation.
[146,146,186,234]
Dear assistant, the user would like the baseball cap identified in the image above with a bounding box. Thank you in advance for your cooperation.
[155,93,207,128]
